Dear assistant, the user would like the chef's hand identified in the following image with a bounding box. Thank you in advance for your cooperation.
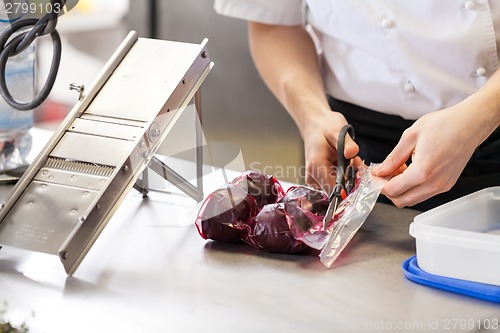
[303,110,361,194]
[371,101,486,208]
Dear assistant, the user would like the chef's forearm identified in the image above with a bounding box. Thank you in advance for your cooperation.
[464,68,500,144]
[248,22,331,137]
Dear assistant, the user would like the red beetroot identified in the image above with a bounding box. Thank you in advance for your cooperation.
[279,185,329,216]
[247,203,308,254]
[231,170,285,208]
[195,183,258,243]
[195,171,357,254]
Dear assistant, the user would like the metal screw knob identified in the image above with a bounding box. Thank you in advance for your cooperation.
[69,83,85,101]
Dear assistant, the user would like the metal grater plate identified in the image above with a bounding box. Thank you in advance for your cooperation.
[0,181,100,254]
[0,31,213,274]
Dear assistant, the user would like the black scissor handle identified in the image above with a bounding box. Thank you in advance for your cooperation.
[327,124,355,202]
[324,124,357,227]
[336,124,355,182]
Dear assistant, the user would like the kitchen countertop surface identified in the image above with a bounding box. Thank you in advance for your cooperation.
[0,131,498,333]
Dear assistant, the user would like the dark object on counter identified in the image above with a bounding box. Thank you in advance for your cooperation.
[195,183,257,243]
[195,172,333,254]
[231,170,285,208]
[0,164,29,185]
[247,203,308,254]
[280,185,329,215]
[4,164,29,178]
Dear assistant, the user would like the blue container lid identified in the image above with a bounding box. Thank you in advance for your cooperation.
[402,256,500,303]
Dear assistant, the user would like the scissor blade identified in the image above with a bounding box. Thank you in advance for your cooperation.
[323,196,340,229]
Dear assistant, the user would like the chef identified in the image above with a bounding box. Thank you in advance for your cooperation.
[214,0,500,210]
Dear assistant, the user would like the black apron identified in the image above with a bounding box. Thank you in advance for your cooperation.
[328,96,500,211]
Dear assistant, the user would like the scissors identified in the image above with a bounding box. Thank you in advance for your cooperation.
[323,124,356,229]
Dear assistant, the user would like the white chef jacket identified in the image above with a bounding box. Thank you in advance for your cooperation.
[214,0,500,120]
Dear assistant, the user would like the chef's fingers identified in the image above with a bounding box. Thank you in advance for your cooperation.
[381,162,442,207]
[343,133,359,160]
[383,173,436,208]
[372,133,415,177]
[390,163,408,177]
[305,161,337,195]
[305,169,322,191]
[323,126,359,160]
[352,156,365,168]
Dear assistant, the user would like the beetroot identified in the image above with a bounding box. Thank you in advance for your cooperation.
[247,203,308,254]
[195,170,361,254]
[195,183,258,243]
[231,170,285,208]
[279,185,329,215]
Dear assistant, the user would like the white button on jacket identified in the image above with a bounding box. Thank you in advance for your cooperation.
[464,1,476,10]
[404,81,415,93]
[214,0,500,120]
[475,67,487,76]
[380,18,395,29]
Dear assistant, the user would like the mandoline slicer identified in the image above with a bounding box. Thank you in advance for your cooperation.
[0,31,213,274]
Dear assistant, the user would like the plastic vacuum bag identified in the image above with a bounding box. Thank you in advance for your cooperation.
[283,164,386,265]
[319,164,386,267]
[195,165,386,266]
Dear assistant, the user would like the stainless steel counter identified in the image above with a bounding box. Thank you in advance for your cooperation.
[0,164,498,333]
[0,126,498,332]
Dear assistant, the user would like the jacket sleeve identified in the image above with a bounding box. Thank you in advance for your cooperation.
[214,0,304,25]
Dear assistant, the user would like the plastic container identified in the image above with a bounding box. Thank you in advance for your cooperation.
[409,187,500,286]
[0,11,34,171]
